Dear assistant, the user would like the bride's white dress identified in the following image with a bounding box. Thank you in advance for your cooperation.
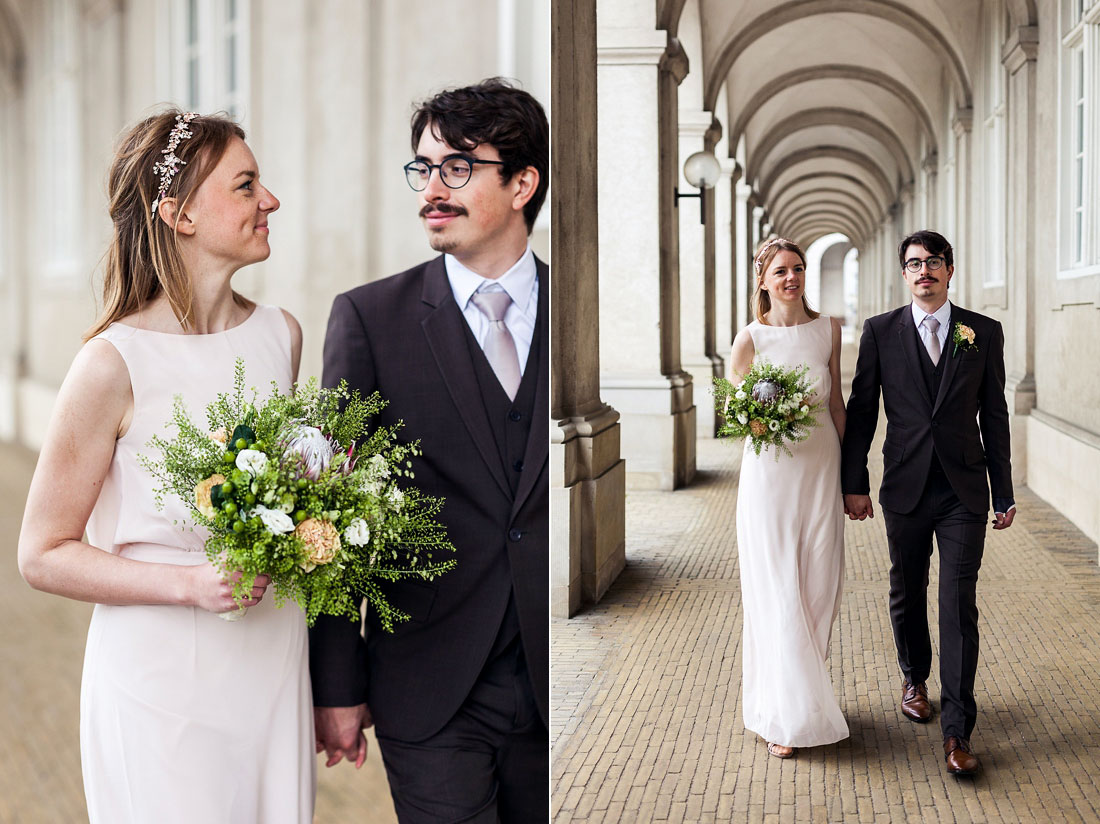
[736,315,849,747]
[81,305,315,823]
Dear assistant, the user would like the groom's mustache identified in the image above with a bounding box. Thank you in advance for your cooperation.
[420,202,469,218]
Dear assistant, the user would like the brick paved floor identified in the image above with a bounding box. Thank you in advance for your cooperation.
[0,443,396,824]
[552,369,1100,822]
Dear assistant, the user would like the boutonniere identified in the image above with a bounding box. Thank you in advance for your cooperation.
[952,322,977,357]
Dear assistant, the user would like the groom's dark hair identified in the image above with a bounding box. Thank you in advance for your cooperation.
[411,78,549,233]
[898,230,954,269]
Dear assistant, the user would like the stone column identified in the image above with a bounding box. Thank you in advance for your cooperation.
[597,29,695,489]
[922,151,939,227]
[1001,26,1039,484]
[551,0,626,617]
[952,108,974,308]
[735,181,753,331]
[715,158,739,364]
[678,111,722,438]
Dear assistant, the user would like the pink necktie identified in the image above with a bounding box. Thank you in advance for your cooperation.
[470,290,521,400]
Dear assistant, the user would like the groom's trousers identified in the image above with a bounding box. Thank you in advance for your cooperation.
[882,463,987,740]
[374,601,548,824]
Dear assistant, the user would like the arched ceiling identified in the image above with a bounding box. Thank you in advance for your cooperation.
[0,0,25,91]
[673,0,1012,253]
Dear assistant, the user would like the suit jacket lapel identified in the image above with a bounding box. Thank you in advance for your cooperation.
[511,258,549,518]
[933,306,961,415]
[897,308,933,409]
[419,256,512,501]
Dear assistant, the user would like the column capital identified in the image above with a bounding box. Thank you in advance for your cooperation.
[721,158,742,184]
[1002,25,1039,75]
[921,151,939,174]
[952,107,974,136]
[659,36,689,85]
[677,109,713,140]
[596,27,668,65]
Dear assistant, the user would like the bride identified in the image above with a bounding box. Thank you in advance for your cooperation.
[17,110,315,822]
[728,237,849,758]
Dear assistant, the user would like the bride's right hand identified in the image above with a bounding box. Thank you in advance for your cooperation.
[185,564,271,613]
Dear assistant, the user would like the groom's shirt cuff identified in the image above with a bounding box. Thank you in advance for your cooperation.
[993,497,1016,516]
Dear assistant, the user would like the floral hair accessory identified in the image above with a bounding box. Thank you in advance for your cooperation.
[150,112,200,217]
[952,322,977,357]
[754,237,792,273]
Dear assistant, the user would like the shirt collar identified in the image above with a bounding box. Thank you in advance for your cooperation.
[445,244,536,312]
[910,299,951,332]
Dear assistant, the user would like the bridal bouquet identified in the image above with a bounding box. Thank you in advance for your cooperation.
[713,361,823,459]
[140,359,455,629]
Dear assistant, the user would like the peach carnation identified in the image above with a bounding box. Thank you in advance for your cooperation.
[749,419,767,437]
[194,474,226,518]
[296,518,341,572]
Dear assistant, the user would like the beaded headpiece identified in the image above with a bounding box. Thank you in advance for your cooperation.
[753,237,793,273]
[150,112,200,217]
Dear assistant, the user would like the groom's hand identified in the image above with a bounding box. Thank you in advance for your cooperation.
[844,494,874,520]
[314,703,372,769]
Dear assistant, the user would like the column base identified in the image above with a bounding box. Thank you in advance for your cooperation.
[601,372,695,490]
[1026,408,1100,549]
[1006,372,1036,485]
[682,354,725,439]
[552,405,627,617]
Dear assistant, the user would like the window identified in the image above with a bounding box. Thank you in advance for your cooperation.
[172,0,249,122]
[1058,0,1099,277]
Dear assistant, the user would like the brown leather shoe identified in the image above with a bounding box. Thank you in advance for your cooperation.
[900,681,932,722]
[944,736,980,775]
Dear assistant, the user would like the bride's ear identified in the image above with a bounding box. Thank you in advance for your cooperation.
[156,198,197,236]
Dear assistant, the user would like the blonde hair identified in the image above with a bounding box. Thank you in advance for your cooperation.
[84,110,250,341]
[751,237,820,323]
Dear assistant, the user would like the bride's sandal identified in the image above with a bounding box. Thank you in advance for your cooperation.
[767,742,794,759]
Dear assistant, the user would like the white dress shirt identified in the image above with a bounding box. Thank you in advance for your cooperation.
[445,245,539,375]
[911,299,951,361]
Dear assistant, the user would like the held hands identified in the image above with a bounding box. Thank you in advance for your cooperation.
[843,494,875,521]
[992,508,1016,530]
[186,564,270,614]
[314,704,372,768]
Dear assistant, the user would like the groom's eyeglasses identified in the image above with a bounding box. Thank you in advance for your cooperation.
[904,256,946,273]
[404,156,506,191]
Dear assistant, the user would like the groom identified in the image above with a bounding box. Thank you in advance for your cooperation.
[841,230,1014,777]
[310,78,548,821]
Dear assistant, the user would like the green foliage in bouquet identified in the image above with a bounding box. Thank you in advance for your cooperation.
[139,359,456,630]
[713,360,823,459]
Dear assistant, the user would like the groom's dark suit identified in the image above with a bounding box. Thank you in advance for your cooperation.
[310,254,548,820]
[842,302,1012,739]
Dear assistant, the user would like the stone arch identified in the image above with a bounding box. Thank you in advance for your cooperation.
[703,0,973,113]
[772,186,879,234]
[785,211,866,243]
[727,65,937,156]
[1006,0,1038,26]
[779,201,873,240]
[745,107,915,187]
[791,221,866,250]
[759,146,894,208]
[773,171,888,218]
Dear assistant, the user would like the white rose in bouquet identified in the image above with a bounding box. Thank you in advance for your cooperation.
[235,449,268,476]
[248,505,295,535]
[343,518,371,547]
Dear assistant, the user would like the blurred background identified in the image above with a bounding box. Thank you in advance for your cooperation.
[0,1,548,820]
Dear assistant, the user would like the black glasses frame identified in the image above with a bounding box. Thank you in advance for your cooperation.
[403,156,507,191]
[903,256,946,273]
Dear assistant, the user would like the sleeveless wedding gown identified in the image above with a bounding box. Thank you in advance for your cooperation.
[736,315,849,748]
[81,305,315,823]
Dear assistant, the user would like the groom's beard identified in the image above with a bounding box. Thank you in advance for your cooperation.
[421,202,469,253]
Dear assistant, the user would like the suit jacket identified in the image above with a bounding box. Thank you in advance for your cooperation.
[309,254,549,742]
[841,303,1013,515]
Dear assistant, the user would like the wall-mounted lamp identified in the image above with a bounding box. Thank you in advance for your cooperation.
[675,150,721,225]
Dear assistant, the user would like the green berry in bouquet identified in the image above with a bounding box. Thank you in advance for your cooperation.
[140,358,456,629]
[713,360,823,459]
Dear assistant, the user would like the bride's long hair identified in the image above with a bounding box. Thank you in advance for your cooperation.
[751,237,820,323]
[84,110,252,341]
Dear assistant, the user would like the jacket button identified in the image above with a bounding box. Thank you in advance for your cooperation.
[508,528,523,542]
[513,459,524,472]
[508,410,522,422]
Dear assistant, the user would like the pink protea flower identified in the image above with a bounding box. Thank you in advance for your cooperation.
[284,425,335,480]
